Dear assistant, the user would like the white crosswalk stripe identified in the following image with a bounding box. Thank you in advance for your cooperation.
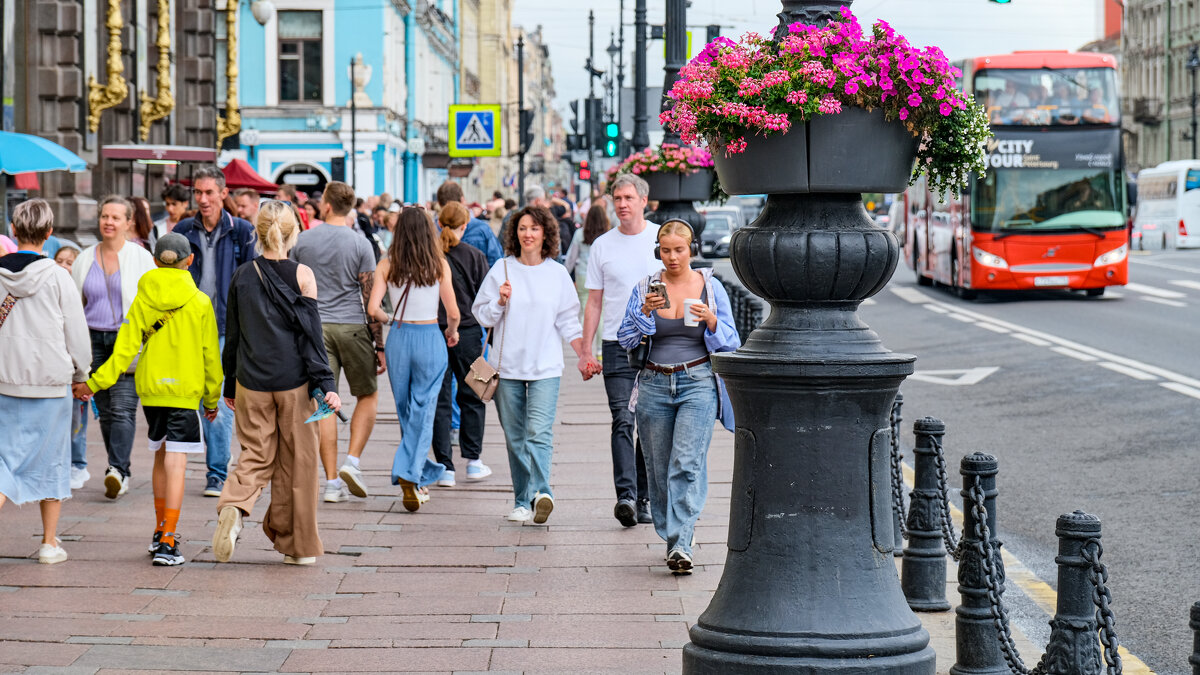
[1124,282,1187,299]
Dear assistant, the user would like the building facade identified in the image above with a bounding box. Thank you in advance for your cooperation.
[1123,0,1200,171]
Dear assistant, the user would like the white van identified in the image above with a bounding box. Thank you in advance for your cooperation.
[1132,161,1200,249]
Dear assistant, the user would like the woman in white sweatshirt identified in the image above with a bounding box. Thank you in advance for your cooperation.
[472,206,591,525]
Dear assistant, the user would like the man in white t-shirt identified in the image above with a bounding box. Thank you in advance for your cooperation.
[582,173,660,528]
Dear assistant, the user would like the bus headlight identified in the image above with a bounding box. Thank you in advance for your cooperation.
[1094,244,1127,266]
[972,246,1008,269]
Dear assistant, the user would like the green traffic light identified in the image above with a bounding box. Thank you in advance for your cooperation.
[606,123,619,139]
[605,140,618,157]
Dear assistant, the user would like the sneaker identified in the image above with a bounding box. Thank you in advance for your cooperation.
[637,499,653,524]
[283,555,316,565]
[148,530,163,556]
[37,542,68,565]
[436,470,456,488]
[614,499,638,528]
[338,463,369,498]
[213,506,243,563]
[465,462,492,481]
[667,549,693,576]
[69,467,90,490]
[506,506,532,522]
[323,482,350,503]
[152,538,185,566]
[398,479,422,512]
[450,428,460,447]
[532,493,554,524]
[203,477,224,498]
[103,467,128,499]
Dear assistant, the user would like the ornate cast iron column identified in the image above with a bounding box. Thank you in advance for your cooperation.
[216,3,241,148]
[139,0,174,141]
[87,0,129,132]
[682,1,935,672]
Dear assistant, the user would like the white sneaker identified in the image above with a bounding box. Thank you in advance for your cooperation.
[437,470,456,487]
[506,506,532,523]
[213,506,243,563]
[465,462,492,481]
[37,542,68,564]
[69,467,90,490]
[324,483,350,503]
[283,555,316,565]
[338,463,368,498]
[532,493,554,524]
[103,467,128,499]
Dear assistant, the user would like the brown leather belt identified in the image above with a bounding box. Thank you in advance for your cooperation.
[645,355,710,374]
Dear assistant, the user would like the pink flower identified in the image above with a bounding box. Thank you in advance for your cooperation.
[939,102,953,116]
[907,93,922,107]
[845,81,859,95]
[899,109,909,121]
[785,90,809,105]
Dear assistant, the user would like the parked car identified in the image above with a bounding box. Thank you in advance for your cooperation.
[699,209,739,258]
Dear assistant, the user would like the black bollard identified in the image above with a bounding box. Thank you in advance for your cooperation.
[1191,601,1200,675]
[1040,511,1104,675]
[950,452,1012,675]
[901,417,951,611]
[890,393,906,556]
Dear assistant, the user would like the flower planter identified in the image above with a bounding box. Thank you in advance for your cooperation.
[642,169,714,202]
[712,107,917,195]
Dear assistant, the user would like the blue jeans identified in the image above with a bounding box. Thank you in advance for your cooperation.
[635,362,718,556]
[71,400,88,470]
[494,377,560,509]
[90,330,138,478]
[201,335,233,482]
[387,323,448,487]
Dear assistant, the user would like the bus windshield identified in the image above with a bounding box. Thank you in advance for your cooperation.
[975,67,1118,127]
[973,168,1125,233]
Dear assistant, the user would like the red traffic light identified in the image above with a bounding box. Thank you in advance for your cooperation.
[579,168,591,180]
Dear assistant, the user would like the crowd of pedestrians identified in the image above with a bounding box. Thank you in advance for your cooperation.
[0,169,738,576]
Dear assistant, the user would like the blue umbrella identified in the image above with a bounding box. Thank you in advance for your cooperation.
[0,131,88,174]
[0,132,88,231]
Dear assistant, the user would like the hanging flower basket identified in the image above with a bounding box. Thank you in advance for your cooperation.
[607,143,722,203]
[660,8,991,197]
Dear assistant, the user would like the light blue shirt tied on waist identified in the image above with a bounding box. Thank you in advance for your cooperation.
[617,267,741,431]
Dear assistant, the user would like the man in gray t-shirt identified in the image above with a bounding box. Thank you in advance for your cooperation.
[291,181,382,504]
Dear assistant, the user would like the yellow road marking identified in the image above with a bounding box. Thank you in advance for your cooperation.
[901,464,1154,674]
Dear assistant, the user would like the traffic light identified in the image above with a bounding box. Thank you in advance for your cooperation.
[706,24,720,43]
[569,100,580,134]
[586,97,604,149]
[578,160,591,182]
[519,109,535,153]
[604,122,619,157]
[988,0,1011,3]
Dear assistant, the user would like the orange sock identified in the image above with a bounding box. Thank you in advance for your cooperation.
[161,509,180,546]
[154,499,165,532]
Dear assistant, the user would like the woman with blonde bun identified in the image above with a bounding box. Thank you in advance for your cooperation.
[212,201,341,566]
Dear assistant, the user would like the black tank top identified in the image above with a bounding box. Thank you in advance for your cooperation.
[259,257,302,295]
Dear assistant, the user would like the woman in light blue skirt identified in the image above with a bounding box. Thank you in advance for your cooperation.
[0,200,93,564]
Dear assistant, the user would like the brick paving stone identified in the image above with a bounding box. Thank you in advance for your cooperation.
[305,620,496,641]
[498,615,690,649]
[1,587,155,614]
[488,646,681,672]
[0,642,89,666]
[468,614,531,622]
[0,617,119,642]
[352,547,516,568]
[71,645,291,671]
[66,637,136,645]
[118,618,309,640]
[280,647,490,672]
[335,571,507,594]
[322,593,502,617]
[21,667,101,675]
[264,639,331,649]
[499,590,684,615]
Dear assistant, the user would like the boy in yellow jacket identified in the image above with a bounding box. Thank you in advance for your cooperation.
[75,233,222,566]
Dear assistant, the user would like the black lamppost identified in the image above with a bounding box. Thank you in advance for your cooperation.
[606,32,620,124]
[1188,46,1199,159]
[631,0,649,149]
[681,1,936,672]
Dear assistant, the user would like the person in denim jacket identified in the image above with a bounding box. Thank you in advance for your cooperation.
[617,220,740,575]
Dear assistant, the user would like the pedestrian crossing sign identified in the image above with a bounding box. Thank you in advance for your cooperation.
[449,104,502,157]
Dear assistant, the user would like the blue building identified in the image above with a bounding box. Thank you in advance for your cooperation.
[223,0,461,202]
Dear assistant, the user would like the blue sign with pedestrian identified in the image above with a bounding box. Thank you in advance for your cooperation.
[449,104,502,157]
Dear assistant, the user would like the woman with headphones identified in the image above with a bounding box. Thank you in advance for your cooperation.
[616,219,740,575]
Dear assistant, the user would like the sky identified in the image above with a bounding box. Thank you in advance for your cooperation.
[512,0,1110,117]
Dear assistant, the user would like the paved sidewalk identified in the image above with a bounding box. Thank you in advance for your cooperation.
[0,357,1037,673]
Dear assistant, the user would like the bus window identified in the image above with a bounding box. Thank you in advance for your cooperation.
[1186,170,1200,191]
[975,68,1118,126]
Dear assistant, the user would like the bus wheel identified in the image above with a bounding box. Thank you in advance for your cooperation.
[1086,288,1105,297]
[914,247,932,286]
[952,256,976,300]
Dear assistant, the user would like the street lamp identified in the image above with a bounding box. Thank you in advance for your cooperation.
[606,32,620,124]
[249,0,275,26]
[1188,45,1199,159]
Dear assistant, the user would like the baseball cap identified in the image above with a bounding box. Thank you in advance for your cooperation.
[154,232,193,265]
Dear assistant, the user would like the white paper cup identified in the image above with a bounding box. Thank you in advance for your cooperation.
[684,299,703,327]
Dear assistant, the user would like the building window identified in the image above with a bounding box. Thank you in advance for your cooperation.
[279,11,323,102]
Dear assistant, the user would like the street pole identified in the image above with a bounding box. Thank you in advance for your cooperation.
[517,35,526,206]
[587,10,597,194]
[660,0,685,146]
[1190,46,1198,159]
[350,56,357,191]
[617,0,625,150]
[632,0,649,149]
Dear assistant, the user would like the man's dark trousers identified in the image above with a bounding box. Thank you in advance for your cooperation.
[601,339,648,503]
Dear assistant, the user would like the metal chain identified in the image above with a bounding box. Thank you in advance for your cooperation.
[929,436,960,559]
[1082,539,1123,675]
[964,479,1044,675]
[889,410,907,539]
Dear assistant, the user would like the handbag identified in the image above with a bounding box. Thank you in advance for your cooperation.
[466,260,507,403]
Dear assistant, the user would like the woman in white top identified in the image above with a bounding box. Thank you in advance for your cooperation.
[472,206,590,525]
[367,207,460,512]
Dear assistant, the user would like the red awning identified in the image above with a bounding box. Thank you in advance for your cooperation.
[222,159,278,195]
[100,144,218,163]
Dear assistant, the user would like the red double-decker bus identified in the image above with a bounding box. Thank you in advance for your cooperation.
[904,51,1128,298]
